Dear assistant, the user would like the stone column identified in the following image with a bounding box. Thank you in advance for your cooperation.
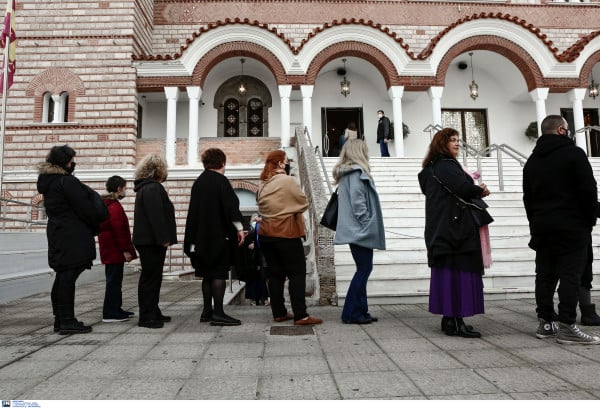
[301,85,314,144]
[51,94,62,123]
[529,88,549,137]
[186,86,202,165]
[568,88,587,153]
[279,85,292,147]
[164,87,179,167]
[389,86,405,157]
[428,86,444,127]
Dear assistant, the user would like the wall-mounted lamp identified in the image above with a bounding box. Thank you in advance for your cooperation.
[468,52,479,100]
[589,74,598,100]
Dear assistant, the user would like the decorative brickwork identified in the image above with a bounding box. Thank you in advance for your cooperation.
[25,69,85,123]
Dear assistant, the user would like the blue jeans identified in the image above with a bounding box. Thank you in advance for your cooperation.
[379,141,390,157]
[103,263,124,318]
[341,244,374,322]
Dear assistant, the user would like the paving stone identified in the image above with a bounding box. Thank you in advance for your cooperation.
[83,344,155,361]
[0,360,71,380]
[428,335,493,351]
[547,363,600,390]
[475,366,572,393]
[258,374,339,400]
[429,393,512,400]
[377,338,440,354]
[262,355,330,376]
[264,338,322,357]
[510,390,597,399]
[53,359,131,379]
[482,333,548,348]
[124,359,197,379]
[204,342,264,358]
[404,368,498,396]
[178,375,259,399]
[0,378,43,398]
[20,378,112,400]
[24,344,98,361]
[144,343,207,360]
[326,351,397,373]
[319,338,386,354]
[447,349,525,368]
[192,357,263,377]
[509,346,591,365]
[390,350,466,371]
[334,371,422,399]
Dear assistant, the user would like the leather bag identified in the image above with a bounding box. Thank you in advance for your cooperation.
[319,189,338,231]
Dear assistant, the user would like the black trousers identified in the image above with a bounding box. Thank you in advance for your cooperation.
[535,245,588,324]
[136,245,167,322]
[51,267,85,320]
[103,263,124,318]
[259,237,308,320]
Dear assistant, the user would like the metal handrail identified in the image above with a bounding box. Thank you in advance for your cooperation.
[1,197,46,231]
[459,141,528,191]
[304,126,334,194]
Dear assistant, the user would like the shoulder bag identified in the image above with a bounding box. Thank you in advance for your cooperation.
[320,189,338,231]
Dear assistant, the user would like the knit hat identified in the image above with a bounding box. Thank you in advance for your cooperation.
[46,145,76,167]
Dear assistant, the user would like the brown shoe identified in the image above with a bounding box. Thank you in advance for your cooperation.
[294,316,323,326]
[274,313,294,322]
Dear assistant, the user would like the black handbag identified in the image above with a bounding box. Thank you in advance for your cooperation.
[320,189,339,231]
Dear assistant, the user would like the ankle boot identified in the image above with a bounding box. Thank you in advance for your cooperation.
[456,318,481,338]
[443,317,458,336]
[580,304,600,326]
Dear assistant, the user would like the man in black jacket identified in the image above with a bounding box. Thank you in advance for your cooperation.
[376,110,391,157]
[523,114,600,345]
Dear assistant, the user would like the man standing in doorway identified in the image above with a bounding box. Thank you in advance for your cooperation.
[523,114,600,345]
[376,110,391,157]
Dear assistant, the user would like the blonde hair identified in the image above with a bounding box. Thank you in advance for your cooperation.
[332,138,371,184]
[134,154,168,182]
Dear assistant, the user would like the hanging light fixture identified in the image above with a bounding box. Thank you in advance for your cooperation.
[468,52,479,100]
[589,73,598,100]
[238,58,247,96]
[340,58,351,97]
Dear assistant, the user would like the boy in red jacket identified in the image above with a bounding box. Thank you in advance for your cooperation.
[98,175,137,322]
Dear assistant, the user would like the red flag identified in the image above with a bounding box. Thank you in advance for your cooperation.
[0,0,16,92]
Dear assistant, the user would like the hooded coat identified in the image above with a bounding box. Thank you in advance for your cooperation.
[418,155,485,271]
[183,169,244,277]
[132,178,177,247]
[98,198,137,264]
[37,162,107,271]
[523,133,597,252]
[333,165,386,250]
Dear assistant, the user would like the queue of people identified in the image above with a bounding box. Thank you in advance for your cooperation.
[38,117,600,344]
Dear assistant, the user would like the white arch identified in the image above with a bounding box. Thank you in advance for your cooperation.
[574,35,600,75]
[423,19,578,78]
[295,25,411,75]
[134,25,296,77]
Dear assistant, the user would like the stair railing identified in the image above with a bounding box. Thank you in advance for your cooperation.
[304,126,334,194]
[1,197,47,231]
[459,141,528,191]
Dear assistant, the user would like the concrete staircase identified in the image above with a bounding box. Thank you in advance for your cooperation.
[321,156,600,304]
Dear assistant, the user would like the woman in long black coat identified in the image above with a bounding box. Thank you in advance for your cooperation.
[184,148,245,326]
[132,154,177,329]
[37,145,108,334]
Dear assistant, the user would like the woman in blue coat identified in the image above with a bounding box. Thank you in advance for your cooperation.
[332,139,386,324]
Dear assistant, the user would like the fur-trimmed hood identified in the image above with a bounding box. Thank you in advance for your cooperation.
[37,162,69,195]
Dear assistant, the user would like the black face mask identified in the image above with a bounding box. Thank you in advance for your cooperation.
[65,162,76,174]
[284,163,291,175]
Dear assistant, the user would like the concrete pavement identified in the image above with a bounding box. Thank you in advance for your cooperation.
[1,270,600,400]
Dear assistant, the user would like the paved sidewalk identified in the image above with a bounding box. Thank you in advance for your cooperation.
[1,272,600,400]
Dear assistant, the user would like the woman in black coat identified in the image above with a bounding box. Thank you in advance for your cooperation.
[184,148,245,326]
[418,128,492,338]
[37,145,108,335]
[132,154,177,329]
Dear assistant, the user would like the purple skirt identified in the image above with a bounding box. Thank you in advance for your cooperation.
[428,266,484,318]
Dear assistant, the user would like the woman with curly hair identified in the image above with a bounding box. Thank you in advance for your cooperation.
[132,154,177,329]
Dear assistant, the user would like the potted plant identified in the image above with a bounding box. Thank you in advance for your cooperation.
[388,122,410,140]
[525,121,538,140]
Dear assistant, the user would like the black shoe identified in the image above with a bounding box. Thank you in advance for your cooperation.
[342,317,372,324]
[59,319,92,335]
[209,313,241,326]
[200,309,213,322]
[158,314,171,322]
[443,317,458,336]
[365,314,378,322]
[138,320,164,329]
[441,316,473,332]
[456,318,481,338]
[120,309,135,317]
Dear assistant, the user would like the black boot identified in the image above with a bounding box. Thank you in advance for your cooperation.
[456,318,481,338]
[580,304,600,326]
[57,304,91,335]
[200,307,213,323]
[443,317,458,336]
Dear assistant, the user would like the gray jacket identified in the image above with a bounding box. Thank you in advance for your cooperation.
[333,165,386,250]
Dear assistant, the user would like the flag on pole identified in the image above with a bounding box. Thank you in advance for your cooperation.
[0,0,16,92]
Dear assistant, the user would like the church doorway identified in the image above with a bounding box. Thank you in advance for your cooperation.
[321,107,364,157]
